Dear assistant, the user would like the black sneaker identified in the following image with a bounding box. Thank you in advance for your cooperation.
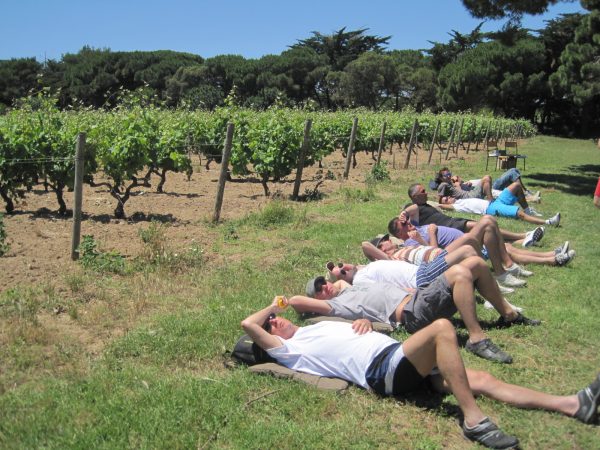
[574,373,600,424]
[496,312,541,328]
[466,338,513,364]
[463,417,519,449]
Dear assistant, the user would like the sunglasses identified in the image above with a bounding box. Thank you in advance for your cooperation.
[263,313,276,332]
[326,261,347,276]
[442,171,452,178]
[314,276,327,293]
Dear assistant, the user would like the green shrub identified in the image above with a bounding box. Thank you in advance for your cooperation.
[79,235,126,274]
[244,200,295,229]
[367,161,390,182]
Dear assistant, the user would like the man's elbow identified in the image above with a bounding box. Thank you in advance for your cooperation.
[240,319,252,332]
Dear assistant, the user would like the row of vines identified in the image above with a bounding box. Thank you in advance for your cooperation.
[0,97,535,218]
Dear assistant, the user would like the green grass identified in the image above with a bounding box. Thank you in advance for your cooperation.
[1,136,600,449]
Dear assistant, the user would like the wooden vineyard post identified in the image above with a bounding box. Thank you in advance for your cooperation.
[444,120,457,160]
[376,121,387,164]
[427,120,441,165]
[454,118,464,156]
[478,123,490,152]
[343,117,358,179]
[403,119,419,169]
[71,133,86,260]
[212,122,234,223]
[292,119,312,200]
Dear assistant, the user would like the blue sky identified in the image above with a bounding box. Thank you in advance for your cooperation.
[1,0,585,62]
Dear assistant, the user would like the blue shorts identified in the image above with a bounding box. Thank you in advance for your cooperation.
[416,250,449,287]
[486,189,519,218]
[365,343,425,396]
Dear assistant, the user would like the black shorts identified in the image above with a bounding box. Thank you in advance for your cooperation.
[366,344,426,396]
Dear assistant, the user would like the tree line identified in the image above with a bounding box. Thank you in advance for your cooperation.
[0,0,598,137]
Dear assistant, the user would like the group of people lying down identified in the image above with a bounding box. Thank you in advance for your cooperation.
[239,168,596,449]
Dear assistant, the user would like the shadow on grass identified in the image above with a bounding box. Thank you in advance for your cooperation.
[526,163,600,196]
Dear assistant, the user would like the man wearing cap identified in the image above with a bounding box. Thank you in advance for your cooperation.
[289,251,541,363]
[241,297,600,449]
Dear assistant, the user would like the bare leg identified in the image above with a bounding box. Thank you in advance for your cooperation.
[506,181,528,209]
[505,243,555,265]
[480,175,493,201]
[402,319,486,427]
[516,208,546,225]
[464,216,513,274]
[464,218,526,245]
[453,257,518,321]
[431,369,579,416]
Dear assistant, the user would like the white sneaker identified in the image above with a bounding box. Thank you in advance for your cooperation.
[505,263,533,277]
[524,206,543,217]
[555,249,576,266]
[522,226,545,247]
[484,299,523,313]
[525,191,541,203]
[545,212,561,227]
[497,282,515,294]
[495,271,527,287]
[554,241,570,256]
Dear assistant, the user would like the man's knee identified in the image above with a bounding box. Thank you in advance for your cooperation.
[480,215,498,228]
[447,265,474,284]
[482,175,492,184]
[467,369,500,395]
[430,318,455,336]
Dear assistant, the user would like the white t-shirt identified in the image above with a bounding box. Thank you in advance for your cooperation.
[267,321,397,389]
[452,198,490,215]
[353,260,417,289]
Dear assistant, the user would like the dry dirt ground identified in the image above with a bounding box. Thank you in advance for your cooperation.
[0,145,479,292]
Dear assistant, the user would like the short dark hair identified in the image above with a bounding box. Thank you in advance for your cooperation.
[388,217,400,236]
[436,167,449,183]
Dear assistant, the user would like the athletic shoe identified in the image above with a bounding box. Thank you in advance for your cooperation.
[522,226,545,247]
[496,312,541,328]
[483,299,523,313]
[574,373,600,424]
[463,417,519,449]
[505,263,533,277]
[526,191,541,203]
[466,338,513,364]
[497,283,515,295]
[524,206,543,217]
[555,249,576,266]
[495,272,527,288]
[545,212,561,227]
[554,241,570,256]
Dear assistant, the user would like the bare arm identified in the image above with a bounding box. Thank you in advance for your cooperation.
[428,223,438,248]
[241,299,285,350]
[288,295,333,315]
[401,204,419,224]
[362,241,391,261]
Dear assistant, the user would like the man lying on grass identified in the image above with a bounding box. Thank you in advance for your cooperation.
[438,180,560,227]
[404,183,545,248]
[387,216,575,270]
[286,251,540,363]
[242,298,600,449]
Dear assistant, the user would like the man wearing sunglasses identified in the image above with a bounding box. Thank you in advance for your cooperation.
[435,167,494,202]
[288,252,540,364]
[241,298,600,449]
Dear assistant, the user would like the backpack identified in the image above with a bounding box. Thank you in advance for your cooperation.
[227,333,276,366]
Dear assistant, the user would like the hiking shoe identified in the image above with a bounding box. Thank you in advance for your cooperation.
[466,338,513,364]
[554,241,570,256]
[522,226,545,247]
[574,373,600,424]
[497,283,514,295]
[496,312,541,328]
[463,417,519,449]
[484,299,523,313]
[524,206,543,217]
[545,212,561,227]
[495,272,527,288]
[555,249,576,266]
[505,263,533,277]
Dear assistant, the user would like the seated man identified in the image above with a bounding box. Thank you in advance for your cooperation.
[435,167,494,202]
[439,181,560,226]
[289,255,541,363]
[404,183,545,248]
[242,299,600,449]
